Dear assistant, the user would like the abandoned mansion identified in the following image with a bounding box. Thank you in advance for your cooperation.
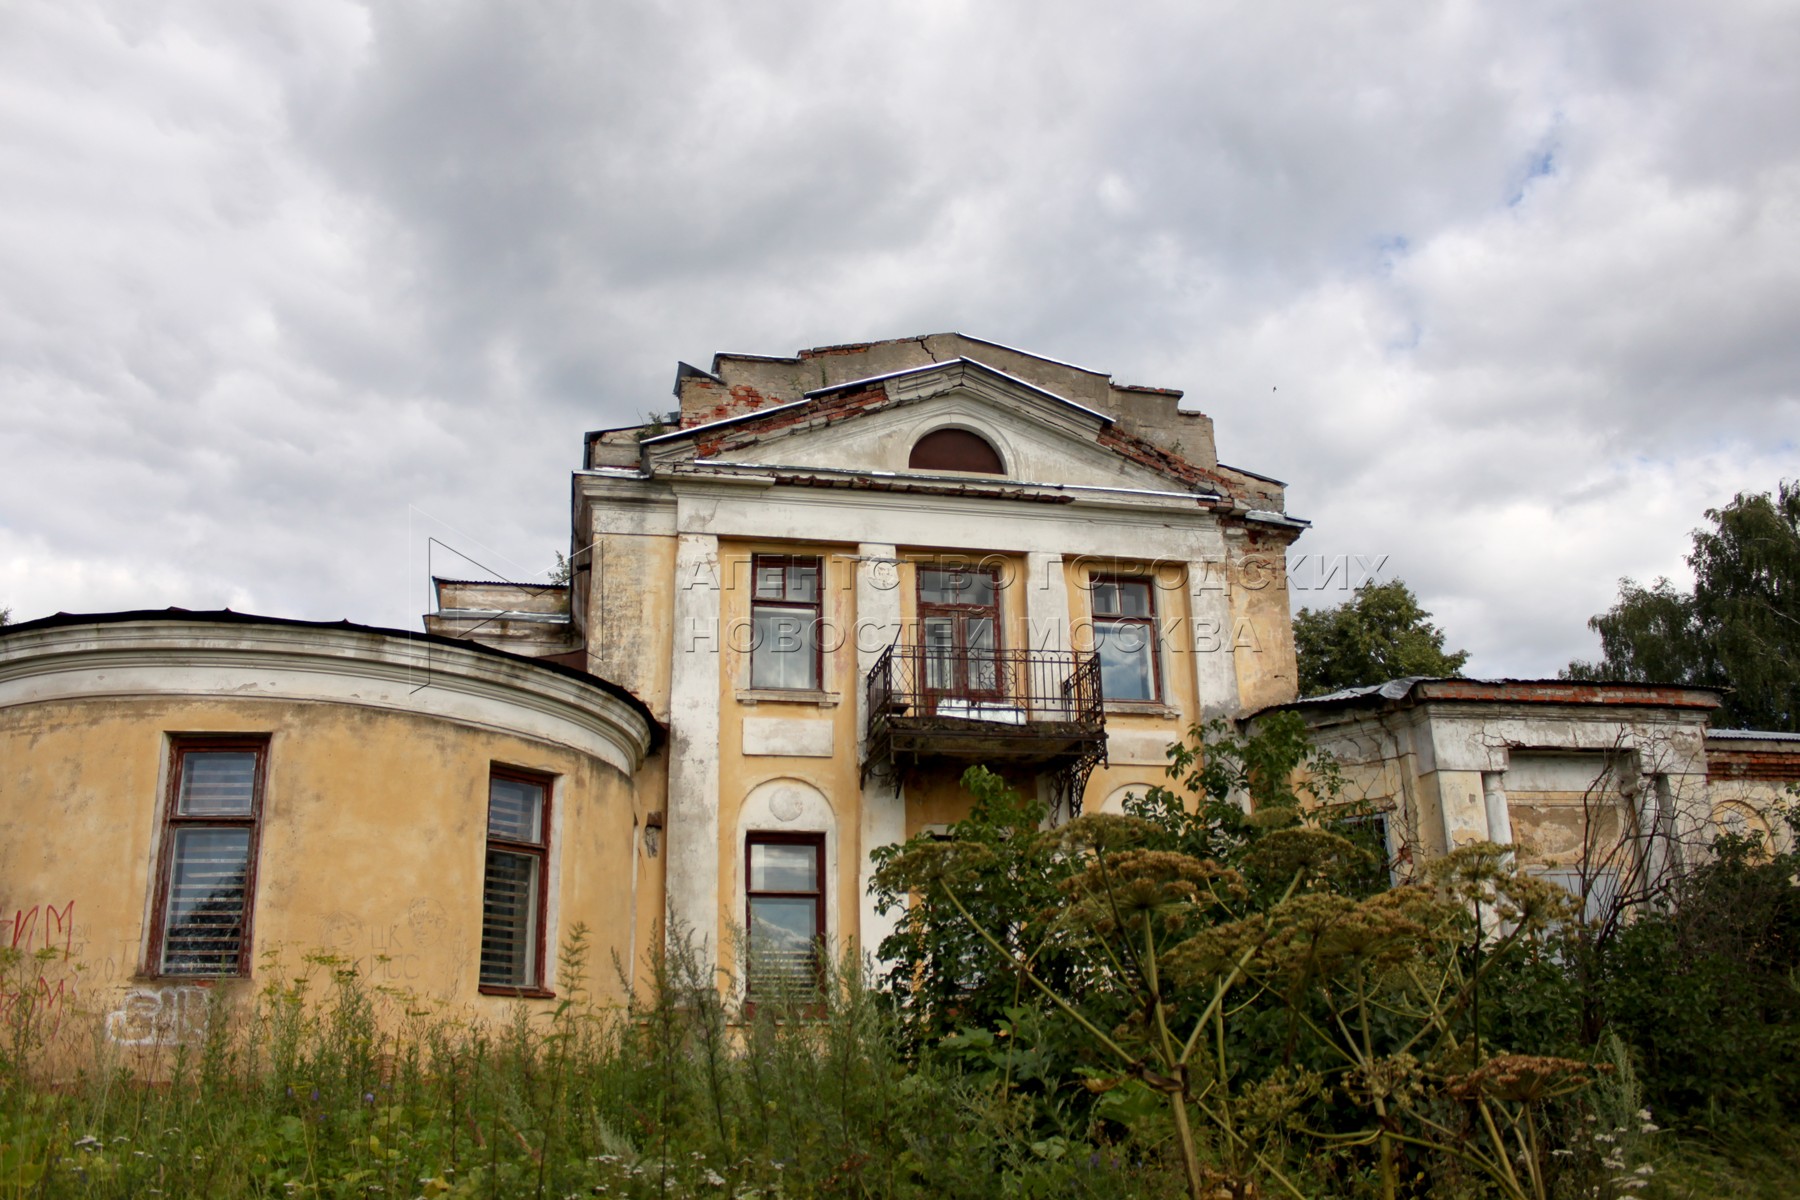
[2,333,1794,1043]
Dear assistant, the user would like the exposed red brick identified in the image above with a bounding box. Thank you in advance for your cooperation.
[798,341,878,359]
[1414,680,1723,710]
[1097,424,1236,497]
[1707,749,1800,783]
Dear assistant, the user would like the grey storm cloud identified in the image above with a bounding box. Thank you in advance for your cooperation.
[2,0,1796,678]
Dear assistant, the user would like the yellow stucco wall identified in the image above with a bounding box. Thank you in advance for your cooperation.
[1228,531,1301,712]
[0,694,642,1052]
[587,527,679,722]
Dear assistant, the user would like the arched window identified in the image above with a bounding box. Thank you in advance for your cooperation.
[908,428,1004,474]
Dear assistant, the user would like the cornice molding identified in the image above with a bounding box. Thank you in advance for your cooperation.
[0,620,656,775]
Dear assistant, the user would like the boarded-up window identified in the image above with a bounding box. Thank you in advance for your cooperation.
[908,428,1004,474]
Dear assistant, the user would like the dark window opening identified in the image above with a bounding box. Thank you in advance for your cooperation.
[908,428,1004,474]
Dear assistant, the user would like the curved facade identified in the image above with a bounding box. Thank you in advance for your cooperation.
[0,612,661,1047]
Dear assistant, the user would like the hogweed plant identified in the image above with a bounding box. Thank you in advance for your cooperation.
[874,716,1608,1200]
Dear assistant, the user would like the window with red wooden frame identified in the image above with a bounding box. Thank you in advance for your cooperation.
[1090,574,1161,702]
[480,767,553,994]
[149,737,268,977]
[745,832,825,996]
[750,554,823,691]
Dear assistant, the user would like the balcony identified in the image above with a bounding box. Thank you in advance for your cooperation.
[863,644,1107,779]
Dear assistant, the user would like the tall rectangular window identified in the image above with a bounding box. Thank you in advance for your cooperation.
[151,738,266,977]
[918,565,1002,698]
[481,769,551,991]
[745,832,825,995]
[1091,576,1159,702]
[751,555,822,690]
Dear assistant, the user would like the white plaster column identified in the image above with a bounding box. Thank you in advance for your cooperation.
[1481,771,1514,847]
[666,533,722,960]
[1635,774,1681,891]
[1437,771,1492,852]
[1187,554,1240,719]
[1024,552,1070,656]
[855,543,905,960]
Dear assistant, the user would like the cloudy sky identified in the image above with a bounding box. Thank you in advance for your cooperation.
[3,0,1796,677]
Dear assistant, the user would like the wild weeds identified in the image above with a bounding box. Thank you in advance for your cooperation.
[0,927,1173,1198]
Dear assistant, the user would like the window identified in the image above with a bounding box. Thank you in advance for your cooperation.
[1091,576,1159,702]
[150,738,267,976]
[1530,866,1621,925]
[751,555,822,690]
[918,565,1003,700]
[1333,811,1398,893]
[481,769,552,992]
[908,428,1004,474]
[745,832,825,995]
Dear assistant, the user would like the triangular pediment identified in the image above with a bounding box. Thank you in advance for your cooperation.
[643,358,1216,496]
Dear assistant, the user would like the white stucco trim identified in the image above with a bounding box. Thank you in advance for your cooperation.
[666,534,724,957]
[1188,555,1242,719]
[855,543,906,960]
[667,484,1224,561]
[0,620,656,775]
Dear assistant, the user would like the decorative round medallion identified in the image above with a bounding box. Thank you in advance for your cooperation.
[770,788,805,823]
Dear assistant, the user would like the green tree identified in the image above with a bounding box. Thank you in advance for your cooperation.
[874,719,1591,1200]
[1292,579,1469,697]
[1566,481,1799,730]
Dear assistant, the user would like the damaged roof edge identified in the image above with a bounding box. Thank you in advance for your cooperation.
[1249,676,1728,720]
[709,350,802,374]
[674,360,724,394]
[803,356,1115,425]
[685,457,1225,502]
[942,334,1110,378]
[637,396,814,445]
[645,356,1117,448]
[432,576,568,590]
[1218,461,1288,487]
[1244,509,1310,529]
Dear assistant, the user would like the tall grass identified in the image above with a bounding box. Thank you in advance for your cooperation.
[0,930,1182,1199]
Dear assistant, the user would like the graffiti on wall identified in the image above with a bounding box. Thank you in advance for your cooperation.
[322,897,449,983]
[104,986,210,1046]
[1,900,78,1032]
[8,901,77,956]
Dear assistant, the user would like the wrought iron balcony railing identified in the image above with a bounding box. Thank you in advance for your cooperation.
[864,643,1106,773]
